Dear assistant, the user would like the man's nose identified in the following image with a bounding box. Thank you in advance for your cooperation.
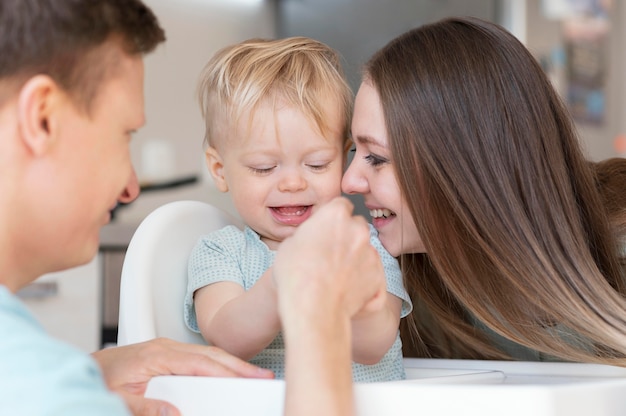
[118,168,140,204]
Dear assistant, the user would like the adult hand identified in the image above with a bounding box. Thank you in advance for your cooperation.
[92,337,274,416]
[274,196,386,320]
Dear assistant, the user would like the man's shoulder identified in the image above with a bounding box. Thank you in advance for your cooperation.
[0,286,129,414]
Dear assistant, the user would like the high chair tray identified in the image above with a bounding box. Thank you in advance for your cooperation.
[145,358,626,415]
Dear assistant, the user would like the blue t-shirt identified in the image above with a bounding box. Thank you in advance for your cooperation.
[184,224,412,382]
[0,285,130,415]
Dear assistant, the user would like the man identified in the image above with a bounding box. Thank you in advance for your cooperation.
[0,1,272,415]
[0,1,386,415]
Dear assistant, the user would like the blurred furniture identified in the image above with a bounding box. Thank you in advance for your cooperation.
[117,200,241,346]
[17,257,100,352]
[102,175,200,346]
[99,223,138,347]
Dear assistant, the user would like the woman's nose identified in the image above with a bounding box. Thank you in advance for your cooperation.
[118,168,140,204]
[341,161,366,195]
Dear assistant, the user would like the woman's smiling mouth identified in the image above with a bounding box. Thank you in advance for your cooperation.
[370,208,394,219]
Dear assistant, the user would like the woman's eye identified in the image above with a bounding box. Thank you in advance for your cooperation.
[364,153,388,166]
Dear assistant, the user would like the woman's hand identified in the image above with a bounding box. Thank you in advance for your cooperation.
[92,337,274,416]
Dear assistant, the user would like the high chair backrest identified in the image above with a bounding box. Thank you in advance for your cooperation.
[117,200,241,346]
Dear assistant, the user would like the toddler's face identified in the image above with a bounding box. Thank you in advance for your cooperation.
[211,100,345,250]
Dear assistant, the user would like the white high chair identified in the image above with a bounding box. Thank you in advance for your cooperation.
[117,200,241,346]
[118,202,626,416]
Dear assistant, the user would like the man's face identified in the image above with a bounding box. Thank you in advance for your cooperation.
[29,50,145,271]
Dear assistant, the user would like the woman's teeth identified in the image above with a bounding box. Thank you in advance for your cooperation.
[370,208,393,219]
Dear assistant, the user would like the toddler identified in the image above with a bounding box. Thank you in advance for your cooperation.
[183,37,412,381]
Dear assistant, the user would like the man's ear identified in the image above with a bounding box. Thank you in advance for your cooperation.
[205,146,229,192]
[16,75,60,156]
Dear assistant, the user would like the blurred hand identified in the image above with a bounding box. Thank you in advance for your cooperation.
[92,337,274,416]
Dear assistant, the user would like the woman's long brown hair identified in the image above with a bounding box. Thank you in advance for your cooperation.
[366,17,626,364]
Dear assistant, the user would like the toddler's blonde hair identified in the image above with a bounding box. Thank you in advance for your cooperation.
[198,36,353,150]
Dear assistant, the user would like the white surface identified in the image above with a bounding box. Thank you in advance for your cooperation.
[146,358,626,416]
[117,200,241,346]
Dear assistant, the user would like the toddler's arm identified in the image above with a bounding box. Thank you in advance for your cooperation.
[194,269,280,360]
[351,292,402,364]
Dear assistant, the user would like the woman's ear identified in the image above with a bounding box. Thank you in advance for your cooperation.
[16,75,59,156]
[205,146,229,192]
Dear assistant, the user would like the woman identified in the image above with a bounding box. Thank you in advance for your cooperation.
[341,16,626,365]
[274,15,626,416]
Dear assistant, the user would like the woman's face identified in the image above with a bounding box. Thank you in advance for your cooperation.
[342,81,425,257]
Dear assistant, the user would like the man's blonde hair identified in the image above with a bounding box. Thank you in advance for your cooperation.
[197,36,353,149]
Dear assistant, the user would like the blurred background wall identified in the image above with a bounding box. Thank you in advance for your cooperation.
[116,0,277,223]
[117,0,625,224]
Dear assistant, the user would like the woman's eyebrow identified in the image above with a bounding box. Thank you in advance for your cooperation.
[353,134,385,147]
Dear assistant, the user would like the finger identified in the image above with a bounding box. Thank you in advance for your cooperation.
[122,392,181,416]
[315,196,354,223]
[347,240,386,315]
[332,195,354,212]
[359,288,388,314]
[154,340,274,379]
[191,348,275,379]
